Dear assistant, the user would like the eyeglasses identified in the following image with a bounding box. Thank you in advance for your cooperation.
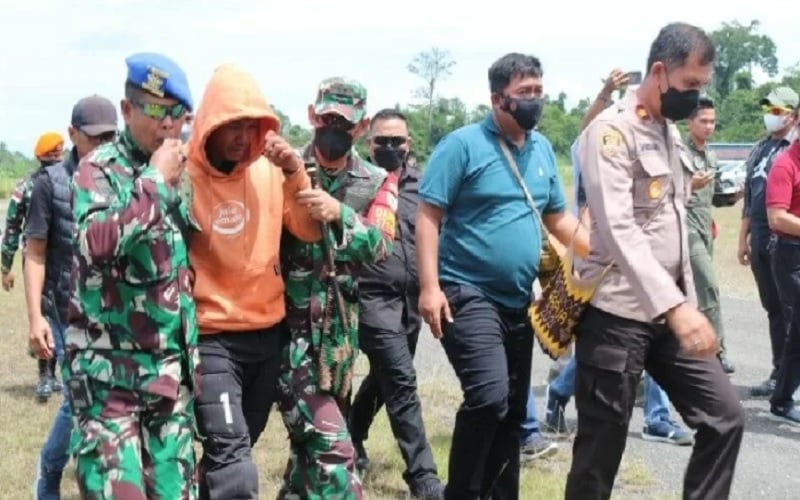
[132,99,187,121]
[373,136,407,148]
[763,105,793,116]
[320,113,355,131]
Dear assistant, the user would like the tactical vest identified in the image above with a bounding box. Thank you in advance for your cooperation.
[42,155,76,325]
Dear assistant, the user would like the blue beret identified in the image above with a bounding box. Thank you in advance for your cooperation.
[125,52,193,111]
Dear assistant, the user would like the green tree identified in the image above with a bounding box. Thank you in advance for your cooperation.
[711,19,778,98]
[274,108,312,148]
[408,47,456,145]
[539,95,582,158]
[0,142,38,178]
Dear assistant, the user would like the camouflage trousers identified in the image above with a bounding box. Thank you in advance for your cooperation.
[277,330,363,500]
[69,380,197,500]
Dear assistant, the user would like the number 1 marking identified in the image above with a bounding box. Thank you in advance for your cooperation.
[220,392,233,425]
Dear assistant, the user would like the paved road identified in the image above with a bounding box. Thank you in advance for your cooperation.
[413,296,800,499]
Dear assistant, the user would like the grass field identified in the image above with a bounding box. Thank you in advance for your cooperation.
[0,270,662,499]
[0,268,664,500]
[0,177,753,499]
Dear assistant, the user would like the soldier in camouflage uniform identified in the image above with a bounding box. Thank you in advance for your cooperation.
[1,131,64,402]
[685,97,737,374]
[277,78,397,499]
[66,53,199,499]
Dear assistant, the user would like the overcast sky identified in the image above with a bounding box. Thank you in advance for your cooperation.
[2,0,798,156]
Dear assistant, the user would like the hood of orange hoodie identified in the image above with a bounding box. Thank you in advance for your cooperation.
[188,63,280,178]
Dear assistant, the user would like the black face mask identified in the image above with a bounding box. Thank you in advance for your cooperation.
[314,126,353,162]
[660,87,699,121]
[502,96,543,130]
[372,146,406,172]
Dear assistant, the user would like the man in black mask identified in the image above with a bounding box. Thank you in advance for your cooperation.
[565,22,744,500]
[349,109,444,500]
[417,53,588,500]
[276,78,396,499]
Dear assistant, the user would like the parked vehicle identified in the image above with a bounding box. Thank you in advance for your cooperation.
[708,143,752,206]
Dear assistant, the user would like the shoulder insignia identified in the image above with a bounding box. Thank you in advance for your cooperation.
[90,143,118,166]
[600,128,624,158]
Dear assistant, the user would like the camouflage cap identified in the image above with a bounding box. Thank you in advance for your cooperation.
[314,77,367,123]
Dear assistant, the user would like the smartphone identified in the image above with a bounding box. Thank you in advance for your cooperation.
[627,71,643,85]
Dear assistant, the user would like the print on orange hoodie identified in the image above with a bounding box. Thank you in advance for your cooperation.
[186,64,320,334]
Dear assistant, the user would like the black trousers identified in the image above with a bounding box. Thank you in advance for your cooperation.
[752,235,787,378]
[349,319,438,487]
[770,237,800,409]
[196,327,284,500]
[439,284,532,500]
[565,306,745,500]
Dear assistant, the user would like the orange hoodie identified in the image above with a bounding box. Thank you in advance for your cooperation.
[187,64,320,334]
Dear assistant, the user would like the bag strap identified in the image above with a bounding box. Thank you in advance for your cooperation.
[496,138,546,230]
[498,138,587,254]
[497,136,667,277]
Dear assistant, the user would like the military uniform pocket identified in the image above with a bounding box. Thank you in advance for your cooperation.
[575,343,636,426]
[71,418,120,471]
[633,155,672,209]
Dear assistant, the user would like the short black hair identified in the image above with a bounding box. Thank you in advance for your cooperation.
[488,53,543,94]
[370,108,407,130]
[646,22,716,72]
[688,96,715,119]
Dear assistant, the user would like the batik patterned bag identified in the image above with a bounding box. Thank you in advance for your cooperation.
[497,138,608,360]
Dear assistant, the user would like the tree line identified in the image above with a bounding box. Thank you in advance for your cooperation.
[1,18,797,189]
[280,19,800,165]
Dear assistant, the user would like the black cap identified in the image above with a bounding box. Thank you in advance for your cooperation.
[71,95,118,136]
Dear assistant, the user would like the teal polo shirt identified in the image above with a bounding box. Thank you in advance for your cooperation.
[419,114,567,309]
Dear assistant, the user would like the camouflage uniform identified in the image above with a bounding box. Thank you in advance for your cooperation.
[277,78,395,499]
[65,53,199,500]
[1,173,35,272]
[685,140,727,359]
[1,171,60,398]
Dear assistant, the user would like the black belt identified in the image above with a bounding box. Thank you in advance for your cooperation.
[776,234,800,246]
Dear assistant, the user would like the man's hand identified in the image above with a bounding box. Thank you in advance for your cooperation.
[264,131,301,174]
[29,315,54,360]
[296,189,341,223]
[690,171,714,192]
[666,303,718,357]
[601,68,630,100]
[1,271,14,291]
[419,286,453,339]
[151,138,186,185]
[737,239,750,266]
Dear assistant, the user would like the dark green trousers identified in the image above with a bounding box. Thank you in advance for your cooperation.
[689,230,727,357]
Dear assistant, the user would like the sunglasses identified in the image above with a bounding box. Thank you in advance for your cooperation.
[133,99,187,121]
[320,113,355,131]
[763,105,793,116]
[373,136,407,148]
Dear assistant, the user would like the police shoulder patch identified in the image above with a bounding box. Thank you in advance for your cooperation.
[600,128,624,158]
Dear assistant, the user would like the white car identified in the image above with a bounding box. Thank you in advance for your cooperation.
[708,143,752,207]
